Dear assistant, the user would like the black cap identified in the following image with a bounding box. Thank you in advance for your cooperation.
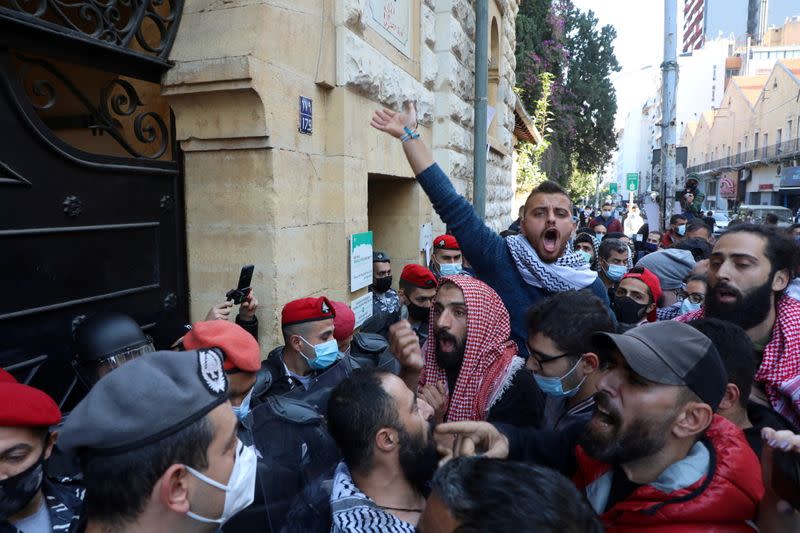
[590,321,727,411]
[373,251,391,263]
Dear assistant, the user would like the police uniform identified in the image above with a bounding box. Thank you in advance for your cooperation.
[0,369,84,533]
[360,252,401,339]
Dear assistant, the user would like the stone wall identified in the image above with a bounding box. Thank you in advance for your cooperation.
[164,0,521,349]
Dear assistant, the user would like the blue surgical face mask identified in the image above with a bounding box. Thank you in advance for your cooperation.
[605,264,627,281]
[576,250,592,265]
[299,337,339,370]
[677,224,687,236]
[439,262,463,276]
[644,242,659,252]
[680,298,702,315]
[533,357,586,398]
[232,388,253,422]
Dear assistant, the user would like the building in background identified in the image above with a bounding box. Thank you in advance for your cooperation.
[1,0,534,404]
[683,59,800,211]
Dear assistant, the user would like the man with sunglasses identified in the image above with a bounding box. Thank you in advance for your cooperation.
[524,291,615,433]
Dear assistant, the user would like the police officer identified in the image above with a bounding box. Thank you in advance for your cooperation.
[359,251,401,339]
[0,369,84,533]
[429,234,464,278]
[71,312,156,389]
[397,264,437,347]
[181,321,339,532]
[58,349,258,533]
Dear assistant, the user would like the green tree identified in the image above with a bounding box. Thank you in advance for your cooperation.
[516,73,554,194]
[565,164,599,204]
[515,0,619,185]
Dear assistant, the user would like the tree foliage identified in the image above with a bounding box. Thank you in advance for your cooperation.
[516,0,620,185]
[515,73,554,195]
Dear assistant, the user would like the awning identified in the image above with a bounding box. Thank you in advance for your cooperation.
[513,95,543,145]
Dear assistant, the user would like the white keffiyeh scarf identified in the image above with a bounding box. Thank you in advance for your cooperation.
[506,234,598,293]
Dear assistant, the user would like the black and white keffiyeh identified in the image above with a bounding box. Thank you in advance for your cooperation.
[506,234,598,293]
[330,462,416,533]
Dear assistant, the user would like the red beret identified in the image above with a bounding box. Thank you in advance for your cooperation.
[331,301,356,341]
[0,382,61,427]
[282,297,336,327]
[400,264,437,289]
[622,268,663,323]
[0,368,17,384]
[433,234,459,250]
[183,320,261,372]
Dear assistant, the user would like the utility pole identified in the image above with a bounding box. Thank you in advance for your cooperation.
[473,0,488,220]
[659,0,678,230]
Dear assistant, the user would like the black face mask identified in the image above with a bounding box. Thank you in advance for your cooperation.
[373,276,392,293]
[406,302,430,322]
[0,452,45,518]
[612,296,649,325]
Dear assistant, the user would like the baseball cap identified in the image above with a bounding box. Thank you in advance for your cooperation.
[590,321,727,411]
[621,267,663,322]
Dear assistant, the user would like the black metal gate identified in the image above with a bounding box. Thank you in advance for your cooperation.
[0,1,186,408]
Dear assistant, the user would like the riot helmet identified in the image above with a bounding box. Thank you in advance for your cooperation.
[72,312,154,387]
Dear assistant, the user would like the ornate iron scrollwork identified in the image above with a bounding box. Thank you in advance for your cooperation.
[1,0,182,60]
[16,53,170,159]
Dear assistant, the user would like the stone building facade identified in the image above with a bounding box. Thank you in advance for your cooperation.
[163,0,523,349]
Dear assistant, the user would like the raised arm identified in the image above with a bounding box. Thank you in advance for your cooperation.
[370,104,433,174]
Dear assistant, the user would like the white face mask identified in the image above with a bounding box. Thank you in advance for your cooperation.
[185,440,257,525]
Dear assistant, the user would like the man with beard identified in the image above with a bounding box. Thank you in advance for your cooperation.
[325,369,437,532]
[398,264,437,347]
[434,321,765,531]
[389,275,542,427]
[371,104,609,355]
[676,224,800,427]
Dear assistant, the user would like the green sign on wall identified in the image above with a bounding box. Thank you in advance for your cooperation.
[609,183,618,195]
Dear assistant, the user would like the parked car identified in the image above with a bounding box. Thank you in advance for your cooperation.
[709,210,730,235]
[733,205,793,228]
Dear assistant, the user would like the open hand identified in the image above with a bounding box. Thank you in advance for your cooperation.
[370,102,418,139]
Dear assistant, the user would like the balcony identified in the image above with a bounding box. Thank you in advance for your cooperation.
[687,137,800,174]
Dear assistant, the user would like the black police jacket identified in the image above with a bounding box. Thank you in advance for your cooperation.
[0,476,84,533]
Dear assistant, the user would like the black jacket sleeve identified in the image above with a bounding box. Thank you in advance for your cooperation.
[493,420,585,478]
[236,314,259,342]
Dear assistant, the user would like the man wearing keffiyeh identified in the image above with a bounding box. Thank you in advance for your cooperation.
[390,275,543,427]
[676,224,800,428]
[371,103,610,356]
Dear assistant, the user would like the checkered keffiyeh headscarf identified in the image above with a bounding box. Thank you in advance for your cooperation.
[676,295,800,427]
[419,275,518,422]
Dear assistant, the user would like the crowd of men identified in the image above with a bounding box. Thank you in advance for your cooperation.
[4,103,800,532]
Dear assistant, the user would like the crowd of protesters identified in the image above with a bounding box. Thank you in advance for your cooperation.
[4,103,800,533]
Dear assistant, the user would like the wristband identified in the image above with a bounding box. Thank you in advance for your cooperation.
[401,126,420,142]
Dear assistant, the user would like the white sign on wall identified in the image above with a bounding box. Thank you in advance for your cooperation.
[351,292,374,327]
[366,0,412,57]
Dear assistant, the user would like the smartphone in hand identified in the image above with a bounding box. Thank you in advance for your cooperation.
[225,265,254,305]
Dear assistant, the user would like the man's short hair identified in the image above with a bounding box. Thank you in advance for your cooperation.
[670,214,688,225]
[525,290,614,362]
[327,369,399,474]
[765,213,779,224]
[686,219,711,236]
[80,416,213,526]
[672,237,713,261]
[399,278,426,298]
[722,224,799,279]
[526,180,572,207]
[281,322,313,345]
[432,457,603,533]
[687,319,756,409]
[788,223,800,234]
[598,238,629,261]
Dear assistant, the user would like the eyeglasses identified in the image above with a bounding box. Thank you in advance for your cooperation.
[676,290,705,304]
[527,348,583,365]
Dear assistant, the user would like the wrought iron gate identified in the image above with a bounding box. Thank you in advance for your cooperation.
[0,0,186,408]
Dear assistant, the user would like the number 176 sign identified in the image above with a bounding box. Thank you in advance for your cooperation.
[299,96,312,135]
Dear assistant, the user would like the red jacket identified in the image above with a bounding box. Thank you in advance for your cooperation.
[660,229,680,248]
[572,416,764,532]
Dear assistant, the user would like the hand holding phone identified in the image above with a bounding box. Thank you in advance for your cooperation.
[226,265,254,305]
